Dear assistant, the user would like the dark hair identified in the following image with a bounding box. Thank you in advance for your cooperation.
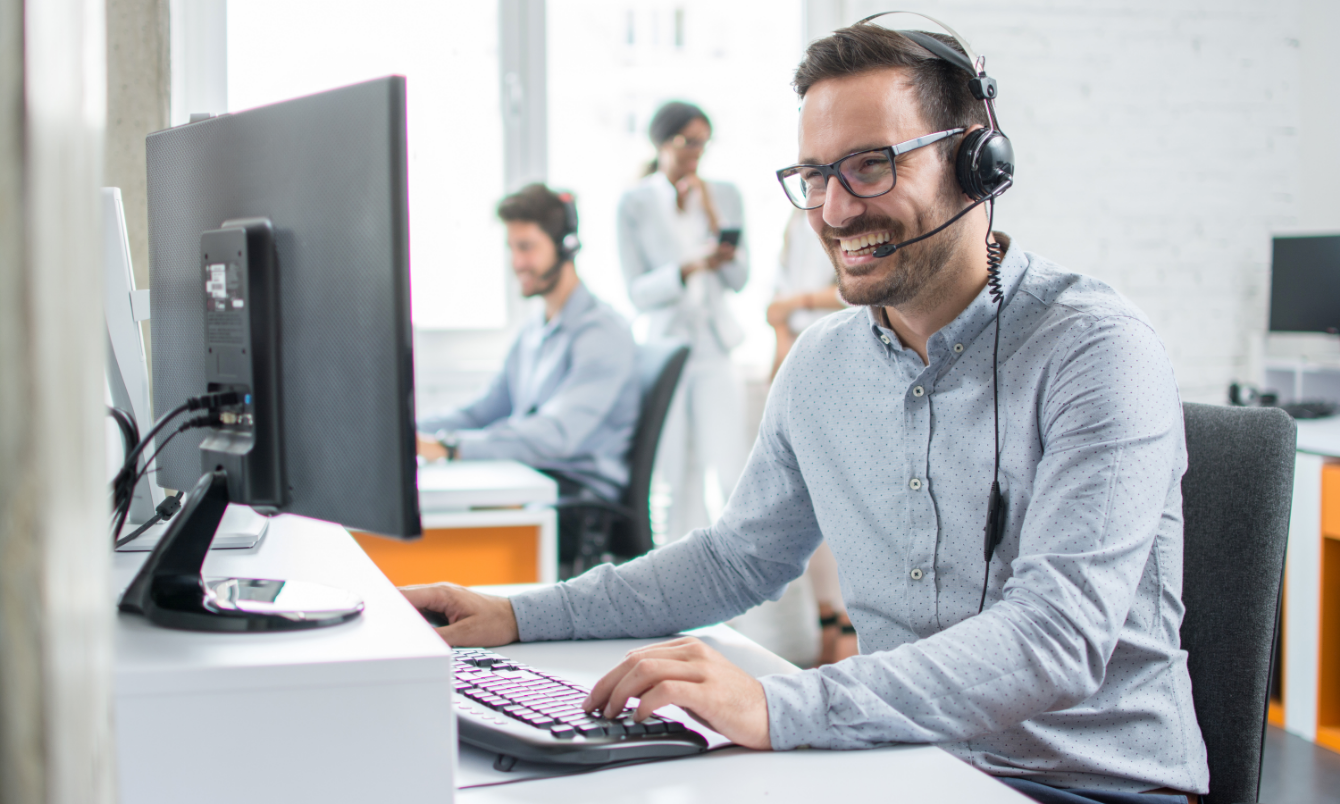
[496,183,570,251]
[793,24,988,161]
[646,101,711,174]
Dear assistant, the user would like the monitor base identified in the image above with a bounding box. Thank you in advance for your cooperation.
[118,470,363,632]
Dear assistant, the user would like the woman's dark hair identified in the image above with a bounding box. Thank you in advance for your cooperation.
[793,24,988,161]
[496,183,569,251]
[646,101,711,174]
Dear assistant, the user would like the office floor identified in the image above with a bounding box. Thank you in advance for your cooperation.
[1259,726,1340,803]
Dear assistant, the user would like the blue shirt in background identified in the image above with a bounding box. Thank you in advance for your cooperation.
[419,282,639,501]
[511,241,1209,795]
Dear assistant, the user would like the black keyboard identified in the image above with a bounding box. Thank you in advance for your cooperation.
[453,647,709,765]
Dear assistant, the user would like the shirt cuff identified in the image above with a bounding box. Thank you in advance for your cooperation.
[510,584,576,642]
[759,670,834,750]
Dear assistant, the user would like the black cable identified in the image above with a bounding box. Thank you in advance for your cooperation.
[106,406,140,458]
[115,492,185,549]
[979,197,1006,614]
[111,414,213,545]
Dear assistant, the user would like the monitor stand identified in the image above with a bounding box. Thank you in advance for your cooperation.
[118,470,364,632]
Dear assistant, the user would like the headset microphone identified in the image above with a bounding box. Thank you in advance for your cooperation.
[870,187,1005,259]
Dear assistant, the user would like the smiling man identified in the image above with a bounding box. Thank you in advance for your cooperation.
[405,21,1208,803]
[416,184,639,568]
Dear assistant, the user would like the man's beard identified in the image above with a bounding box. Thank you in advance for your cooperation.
[821,181,965,309]
[522,256,565,298]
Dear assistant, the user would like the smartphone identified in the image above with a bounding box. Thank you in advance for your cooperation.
[718,228,741,247]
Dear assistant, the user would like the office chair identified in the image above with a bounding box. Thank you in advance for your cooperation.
[1179,402,1295,804]
[558,342,690,576]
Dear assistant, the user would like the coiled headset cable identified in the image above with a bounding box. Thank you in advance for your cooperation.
[979,192,1009,613]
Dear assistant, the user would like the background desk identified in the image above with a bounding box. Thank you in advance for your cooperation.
[353,460,559,586]
[1281,418,1340,751]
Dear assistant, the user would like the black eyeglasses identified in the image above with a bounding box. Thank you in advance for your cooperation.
[776,128,965,210]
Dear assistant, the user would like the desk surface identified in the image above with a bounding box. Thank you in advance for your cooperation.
[113,515,452,696]
[458,601,1028,803]
[419,459,557,510]
[1296,416,1340,457]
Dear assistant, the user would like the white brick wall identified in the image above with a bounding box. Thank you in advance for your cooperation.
[818,0,1312,403]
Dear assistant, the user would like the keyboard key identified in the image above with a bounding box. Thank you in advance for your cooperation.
[645,721,668,735]
[575,723,607,737]
[550,725,576,739]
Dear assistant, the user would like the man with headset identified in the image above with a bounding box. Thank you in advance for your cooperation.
[416,184,640,569]
[405,19,1207,802]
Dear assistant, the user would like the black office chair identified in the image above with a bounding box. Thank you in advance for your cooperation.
[558,342,690,576]
[1179,402,1295,804]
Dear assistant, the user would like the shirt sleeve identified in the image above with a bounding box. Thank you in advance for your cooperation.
[510,354,825,641]
[618,191,686,312]
[711,183,748,293]
[454,318,635,464]
[416,345,516,434]
[760,315,1187,750]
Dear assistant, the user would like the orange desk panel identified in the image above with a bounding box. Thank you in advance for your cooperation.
[351,526,540,587]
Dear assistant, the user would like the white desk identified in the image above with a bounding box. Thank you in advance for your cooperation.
[113,516,455,804]
[456,595,1028,803]
[1283,418,1338,747]
[413,460,560,584]
[113,525,1026,804]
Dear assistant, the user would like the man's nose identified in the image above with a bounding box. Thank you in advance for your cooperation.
[821,176,866,230]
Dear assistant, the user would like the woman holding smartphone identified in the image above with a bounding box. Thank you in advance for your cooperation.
[617,100,749,543]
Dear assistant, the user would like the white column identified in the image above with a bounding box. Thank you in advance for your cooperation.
[0,0,116,801]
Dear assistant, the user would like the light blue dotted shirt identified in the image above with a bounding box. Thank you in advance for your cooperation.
[511,241,1210,795]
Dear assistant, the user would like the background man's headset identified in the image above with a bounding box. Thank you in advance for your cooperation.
[533,190,582,290]
[857,11,1015,612]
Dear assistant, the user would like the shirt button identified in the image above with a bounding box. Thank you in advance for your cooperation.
[910,568,924,580]
[909,478,922,491]
[953,343,964,353]
[880,335,891,345]
[912,385,925,397]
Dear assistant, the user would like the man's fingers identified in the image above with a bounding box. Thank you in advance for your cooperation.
[583,639,705,712]
[633,679,700,722]
[602,657,705,718]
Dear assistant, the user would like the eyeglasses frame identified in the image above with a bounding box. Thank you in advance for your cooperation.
[775,127,966,210]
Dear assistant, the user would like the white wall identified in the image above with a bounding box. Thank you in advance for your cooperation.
[809,0,1321,403]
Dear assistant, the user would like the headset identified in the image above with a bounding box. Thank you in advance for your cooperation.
[555,190,582,262]
[530,189,582,294]
[857,11,1014,612]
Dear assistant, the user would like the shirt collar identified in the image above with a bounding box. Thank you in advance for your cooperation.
[866,234,1028,361]
[538,281,595,337]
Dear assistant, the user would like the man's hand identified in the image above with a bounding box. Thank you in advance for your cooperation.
[582,636,772,750]
[416,433,448,461]
[399,582,519,647]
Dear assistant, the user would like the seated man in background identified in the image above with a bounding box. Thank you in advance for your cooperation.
[417,184,640,570]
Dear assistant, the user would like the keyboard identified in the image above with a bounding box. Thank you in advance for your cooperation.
[1277,400,1337,420]
[453,647,709,765]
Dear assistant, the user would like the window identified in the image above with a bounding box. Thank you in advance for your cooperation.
[227,0,508,330]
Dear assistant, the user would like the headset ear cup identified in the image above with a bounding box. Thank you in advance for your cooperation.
[955,128,1015,200]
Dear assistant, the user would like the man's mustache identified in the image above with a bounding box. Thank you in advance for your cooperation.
[820,214,906,242]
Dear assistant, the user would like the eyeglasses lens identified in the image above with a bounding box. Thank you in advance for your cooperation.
[780,150,895,210]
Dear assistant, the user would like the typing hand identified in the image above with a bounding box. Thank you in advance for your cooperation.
[582,636,772,750]
[398,582,519,647]
[416,433,448,461]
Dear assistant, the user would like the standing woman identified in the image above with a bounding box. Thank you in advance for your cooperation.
[618,101,749,542]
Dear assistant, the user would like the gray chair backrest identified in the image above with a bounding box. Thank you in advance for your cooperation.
[611,342,689,557]
[1180,402,1295,804]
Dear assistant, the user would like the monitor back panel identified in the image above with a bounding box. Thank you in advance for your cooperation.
[147,77,420,538]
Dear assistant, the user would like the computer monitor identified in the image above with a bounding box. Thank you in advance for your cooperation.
[1269,234,1340,334]
[119,76,422,632]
